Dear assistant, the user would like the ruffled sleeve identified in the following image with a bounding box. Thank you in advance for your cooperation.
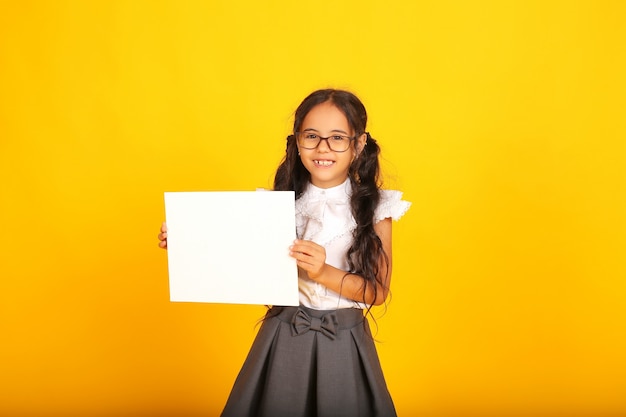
[375,190,411,223]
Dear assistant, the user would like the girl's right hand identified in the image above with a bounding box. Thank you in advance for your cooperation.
[158,222,168,249]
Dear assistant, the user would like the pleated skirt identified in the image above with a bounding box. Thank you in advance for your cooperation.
[221,305,397,417]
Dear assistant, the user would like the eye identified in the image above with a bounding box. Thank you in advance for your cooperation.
[304,133,319,140]
[331,135,345,141]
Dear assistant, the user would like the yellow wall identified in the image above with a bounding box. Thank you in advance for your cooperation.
[1,1,624,416]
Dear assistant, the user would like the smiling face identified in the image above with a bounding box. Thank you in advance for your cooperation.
[297,101,366,188]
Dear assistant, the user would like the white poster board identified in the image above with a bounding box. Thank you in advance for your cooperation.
[164,191,299,306]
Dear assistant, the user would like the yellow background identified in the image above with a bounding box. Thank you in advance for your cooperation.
[1,1,625,416]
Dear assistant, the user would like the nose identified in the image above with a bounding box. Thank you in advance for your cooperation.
[316,138,331,152]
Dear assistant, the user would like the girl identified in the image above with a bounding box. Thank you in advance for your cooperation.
[158,89,410,417]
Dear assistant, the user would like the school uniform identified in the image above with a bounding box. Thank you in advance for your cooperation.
[222,179,410,417]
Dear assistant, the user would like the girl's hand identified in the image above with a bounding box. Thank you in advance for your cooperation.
[289,239,326,280]
[158,222,168,249]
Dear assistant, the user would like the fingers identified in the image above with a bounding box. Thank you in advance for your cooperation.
[289,239,325,278]
[289,249,315,266]
[158,221,168,249]
[289,239,323,255]
[289,240,322,261]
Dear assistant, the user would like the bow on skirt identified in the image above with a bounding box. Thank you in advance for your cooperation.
[291,308,339,340]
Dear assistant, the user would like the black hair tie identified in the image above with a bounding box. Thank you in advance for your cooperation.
[286,134,295,152]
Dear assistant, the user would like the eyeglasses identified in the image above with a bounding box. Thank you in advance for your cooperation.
[296,132,356,152]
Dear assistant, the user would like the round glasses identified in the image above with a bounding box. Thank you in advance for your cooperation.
[296,132,355,152]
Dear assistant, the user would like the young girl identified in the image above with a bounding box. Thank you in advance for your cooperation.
[158,89,410,417]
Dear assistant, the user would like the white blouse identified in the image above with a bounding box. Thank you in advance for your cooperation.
[295,179,411,310]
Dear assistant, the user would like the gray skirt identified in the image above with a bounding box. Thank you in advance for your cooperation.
[221,305,397,417]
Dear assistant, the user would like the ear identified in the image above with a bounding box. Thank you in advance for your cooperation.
[290,134,301,156]
[356,133,367,155]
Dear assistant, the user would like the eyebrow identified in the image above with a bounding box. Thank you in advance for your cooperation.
[302,128,350,135]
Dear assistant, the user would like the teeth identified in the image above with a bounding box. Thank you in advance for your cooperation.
[315,160,334,166]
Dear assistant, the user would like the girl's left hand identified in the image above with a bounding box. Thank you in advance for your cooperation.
[289,239,326,280]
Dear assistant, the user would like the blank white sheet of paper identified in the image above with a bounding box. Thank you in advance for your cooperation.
[164,191,299,306]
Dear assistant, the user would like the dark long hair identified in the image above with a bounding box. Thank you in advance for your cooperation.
[274,89,389,308]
